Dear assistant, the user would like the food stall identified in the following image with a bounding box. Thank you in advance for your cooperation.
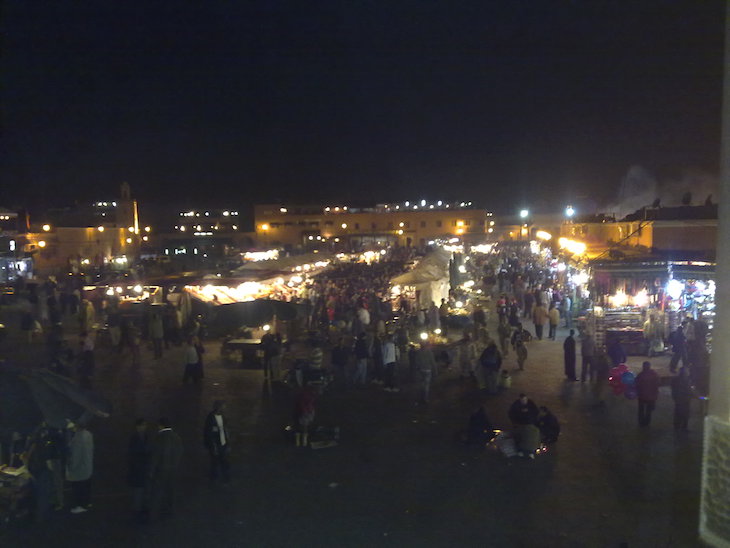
[390,248,451,310]
[0,465,31,523]
[588,260,667,354]
[588,258,715,354]
[664,262,715,351]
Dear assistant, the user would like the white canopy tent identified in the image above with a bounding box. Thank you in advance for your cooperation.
[391,248,451,308]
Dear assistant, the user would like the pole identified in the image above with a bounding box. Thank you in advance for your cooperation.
[699,5,730,546]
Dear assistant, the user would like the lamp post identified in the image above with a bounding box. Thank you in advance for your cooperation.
[519,209,529,240]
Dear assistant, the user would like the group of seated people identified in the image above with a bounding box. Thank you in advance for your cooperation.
[464,393,560,459]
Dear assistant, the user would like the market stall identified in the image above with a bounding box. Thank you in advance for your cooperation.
[390,248,451,310]
[0,366,112,523]
[588,259,715,354]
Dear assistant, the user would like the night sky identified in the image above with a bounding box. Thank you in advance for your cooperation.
[0,1,725,213]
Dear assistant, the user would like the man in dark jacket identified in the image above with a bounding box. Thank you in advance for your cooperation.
[668,325,686,373]
[537,406,561,443]
[607,337,627,367]
[353,333,370,385]
[563,330,577,381]
[671,367,693,431]
[479,341,502,394]
[128,418,150,519]
[508,394,539,425]
[635,361,660,427]
[148,418,183,521]
[203,401,230,482]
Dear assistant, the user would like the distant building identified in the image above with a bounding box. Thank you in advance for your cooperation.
[561,204,718,261]
[253,201,488,249]
[22,183,145,275]
[0,208,32,282]
[157,207,255,266]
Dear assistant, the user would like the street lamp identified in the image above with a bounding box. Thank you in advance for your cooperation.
[519,209,529,240]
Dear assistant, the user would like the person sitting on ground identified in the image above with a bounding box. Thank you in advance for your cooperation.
[514,422,541,459]
[508,393,539,426]
[537,406,560,444]
[464,404,494,445]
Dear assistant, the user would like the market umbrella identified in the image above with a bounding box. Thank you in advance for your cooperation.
[0,366,112,436]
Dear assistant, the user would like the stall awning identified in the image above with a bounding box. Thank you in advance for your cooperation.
[391,248,450,286]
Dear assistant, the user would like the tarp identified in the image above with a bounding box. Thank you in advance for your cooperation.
[0,366,112,435]
[233,253,333,273]
[391,248,451,307]
[391,248,450,285]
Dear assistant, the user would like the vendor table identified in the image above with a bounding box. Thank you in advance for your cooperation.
[222,338,264,368]
[0,467,31,523]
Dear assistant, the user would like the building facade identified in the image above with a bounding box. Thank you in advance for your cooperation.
[253,202,489,248]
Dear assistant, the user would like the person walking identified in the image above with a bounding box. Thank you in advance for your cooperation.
[261,330,282,381]
[147,418,183,521]
[203,401,230,481]
[25,423,58,521]
[668,324,687,373]
[66,421,94,514]
[127,321,142,366]
[149,311,164,359]
[523,291,534,320]
[128,418,150,520]
[352,332,370,386]
[548,303,560,340]
[563,329,577,381]
[580,332,596,383]
[381,334,399,392]
[511,323,528,370]
[561,295,573,328]
[439,298,449,337]
[497,316,512,357]
[416,342,438,404]
[635,361,660,427]
[457,332,477,381]
[671,367,693,431]
[532,301,548,341]
[182,336,200,384]
[294,384,316,447]
[479,341,502,394]
[428,302,440,331]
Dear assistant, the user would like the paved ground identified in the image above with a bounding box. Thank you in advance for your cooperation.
[0,305,704,548]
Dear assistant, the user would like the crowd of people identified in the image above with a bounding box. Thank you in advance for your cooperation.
[0,242,708,529]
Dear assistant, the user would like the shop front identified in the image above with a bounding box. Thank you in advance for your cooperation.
[587,259,715,355]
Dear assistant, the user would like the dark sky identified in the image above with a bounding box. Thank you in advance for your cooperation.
[0,1,725,213]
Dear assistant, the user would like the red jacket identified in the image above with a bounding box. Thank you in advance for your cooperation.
[635,369,660,401]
